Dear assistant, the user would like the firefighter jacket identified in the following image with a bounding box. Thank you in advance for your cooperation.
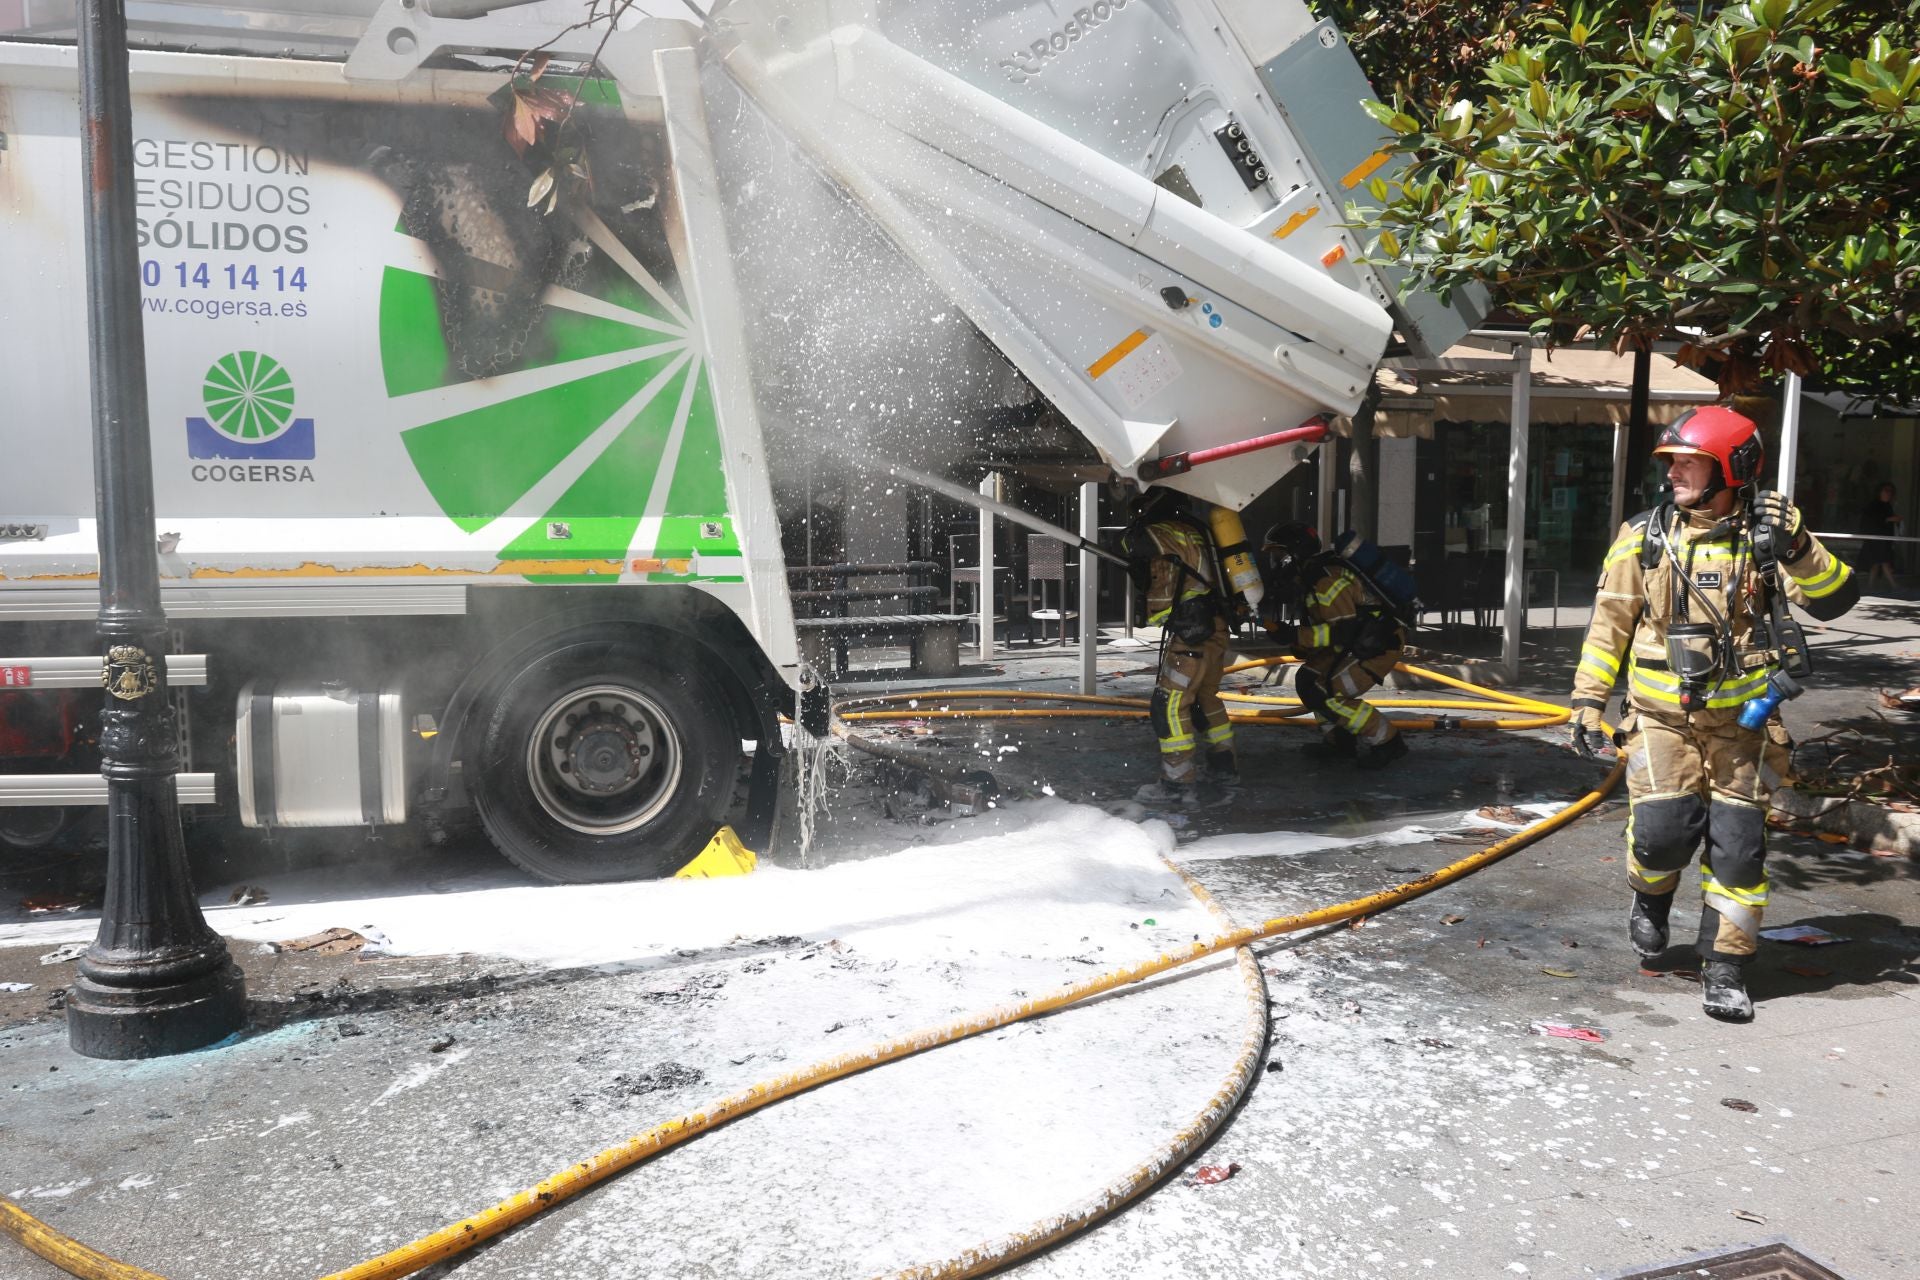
[1573,502,1859,727]
[1294,559,1405,659]
[1120,514,1218,626]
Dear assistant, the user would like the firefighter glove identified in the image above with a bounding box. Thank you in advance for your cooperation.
[1354,610,1400,659]
[1568,703,1611,760]
[1752,490,1807,556]
[1170,596,1217,644]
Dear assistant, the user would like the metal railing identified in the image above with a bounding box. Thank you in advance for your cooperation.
[1811,532,1920,544]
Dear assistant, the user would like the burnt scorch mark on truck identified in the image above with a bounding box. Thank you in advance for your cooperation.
[162,95,684,382]
[371,146,591,378]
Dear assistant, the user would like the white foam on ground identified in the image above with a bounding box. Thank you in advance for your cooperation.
[0,800,1266,1280]
[1172,802,1569,865]
[0,802,1208,973]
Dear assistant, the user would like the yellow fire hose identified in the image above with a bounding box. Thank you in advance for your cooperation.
[837,658,1573,732]
[884,865,1271,1280]
[2,664,1620,1280]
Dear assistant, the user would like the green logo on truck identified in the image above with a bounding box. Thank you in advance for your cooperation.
[187,350,316,463]
[203,351,295,441]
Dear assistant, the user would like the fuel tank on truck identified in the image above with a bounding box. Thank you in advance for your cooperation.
[702,0,1482,509]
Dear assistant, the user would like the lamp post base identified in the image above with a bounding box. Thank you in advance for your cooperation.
[66,960,247,1060]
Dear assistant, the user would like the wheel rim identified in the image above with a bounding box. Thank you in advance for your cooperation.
[524,683,684,836]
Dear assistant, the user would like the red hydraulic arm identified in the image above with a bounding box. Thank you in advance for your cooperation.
[1136,415,1330,482]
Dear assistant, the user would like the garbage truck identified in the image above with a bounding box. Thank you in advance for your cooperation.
[0,0,1485,880]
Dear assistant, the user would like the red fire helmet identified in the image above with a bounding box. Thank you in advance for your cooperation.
[1652,405,1765,491]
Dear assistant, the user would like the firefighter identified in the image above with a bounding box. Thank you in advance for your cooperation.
[1120,487,1236,804]
[1569,405,1859,1022]
[1261,521,1409,769]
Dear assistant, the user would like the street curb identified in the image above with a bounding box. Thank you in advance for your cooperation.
[1771,787,1920,856]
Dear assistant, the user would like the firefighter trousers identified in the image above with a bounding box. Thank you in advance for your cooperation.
[1151,617,1234,783]
[1295,650,1400,748]
[1622,714,1790,960]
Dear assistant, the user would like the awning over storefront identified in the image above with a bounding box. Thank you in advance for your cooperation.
[1803,389,1920,421]
[1351,345,1725,438]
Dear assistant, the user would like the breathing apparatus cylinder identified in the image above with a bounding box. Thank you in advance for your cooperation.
[1207,505,1265,610]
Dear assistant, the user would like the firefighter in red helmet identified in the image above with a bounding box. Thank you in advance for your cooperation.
[1569,405,1858,1021]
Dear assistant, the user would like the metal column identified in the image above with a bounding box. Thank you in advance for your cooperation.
[976,472,996,662]
[1777,370,1804,495]
[1316,432,1337,537]
[1078,482,1099,694]
[1610,415,1631,534]
[66,0,246,1058]
[1501,344,1532,682]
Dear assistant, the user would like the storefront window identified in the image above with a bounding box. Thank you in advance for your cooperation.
[1790,413,1918,574]
[1416,420,1618,578]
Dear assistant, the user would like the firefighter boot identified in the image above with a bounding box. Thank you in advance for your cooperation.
[1206,750,1241,789]
[1701,959,1754,1023]
[1134,779,1189,805]
[1628,890,1673,958]
[1354,735,1409,772]
[1301,727,1357,761]
[1134,778,1231,808]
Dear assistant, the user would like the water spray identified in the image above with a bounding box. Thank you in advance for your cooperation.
[827,443,1128,568]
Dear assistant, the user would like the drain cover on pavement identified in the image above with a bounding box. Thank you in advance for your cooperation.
[1613,1243,1844,1280]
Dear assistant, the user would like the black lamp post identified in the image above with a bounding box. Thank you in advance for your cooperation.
[65,0,246,1059]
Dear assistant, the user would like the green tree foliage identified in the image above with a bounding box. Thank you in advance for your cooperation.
[1346,0,1920,403]
[1317,2,1555,103]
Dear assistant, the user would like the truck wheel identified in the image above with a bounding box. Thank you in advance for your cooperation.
[472,637,734,883]
[0,805,72,852]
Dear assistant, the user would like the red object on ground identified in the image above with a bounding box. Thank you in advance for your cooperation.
[1638,965,1701,980]
[1191,1163,1241,1185]
[1137,416,1331,480]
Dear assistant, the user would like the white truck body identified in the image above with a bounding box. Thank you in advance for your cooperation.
[0,0,1481,878]
[0,30,795,652]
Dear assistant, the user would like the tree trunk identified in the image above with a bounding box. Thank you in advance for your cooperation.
[1624,344,1656,512]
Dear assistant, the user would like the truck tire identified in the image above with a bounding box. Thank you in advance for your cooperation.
[0,805,73,852]
[472,636,734,883]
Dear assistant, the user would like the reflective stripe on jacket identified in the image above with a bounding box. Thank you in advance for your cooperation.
[1121,516,1216,624]
[1295,563,1405,656]
[1296,566,1361,654]
[1571,502,1858,724]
